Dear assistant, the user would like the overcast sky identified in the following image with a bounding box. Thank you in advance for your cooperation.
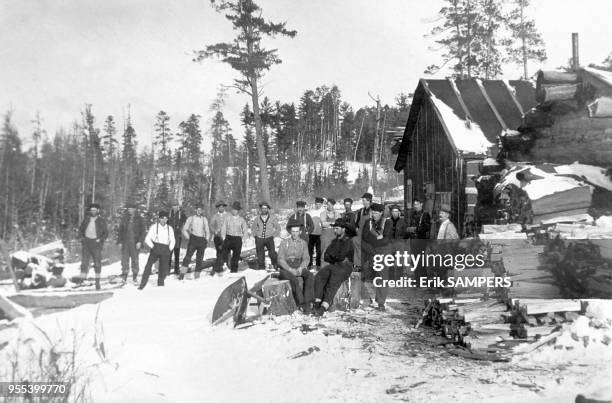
[1,0,611,150]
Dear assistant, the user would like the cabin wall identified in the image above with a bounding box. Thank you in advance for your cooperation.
[404,98,467,234]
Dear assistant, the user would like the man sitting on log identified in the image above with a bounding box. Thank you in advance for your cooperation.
[313,219,355,316]
[277,225,315,314]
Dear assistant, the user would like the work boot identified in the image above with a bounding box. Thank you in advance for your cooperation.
[121,273,128,283]
[95,278,101,291]
[376,304,386,312]
[70,275,84,284]
[315,305,327,317]
[303,303,312,315]
[133,273,138,283]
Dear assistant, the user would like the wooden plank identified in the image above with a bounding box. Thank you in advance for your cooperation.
[519,299,581,315]
[8,291,114,309]
[0,294,31,320]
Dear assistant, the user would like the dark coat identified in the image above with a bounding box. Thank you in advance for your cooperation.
[79,215,108,243]
[168,209,187,238]
[361,217,392,281]
[384,216,408,240]
[408,210,431,239]
[117,213,146,244]
[286,212,314,236]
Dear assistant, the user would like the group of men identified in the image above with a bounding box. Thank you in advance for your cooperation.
[75,193,458,314]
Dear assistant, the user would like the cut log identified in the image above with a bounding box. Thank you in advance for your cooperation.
[262,278,297,316]
[349,272,361,309]
[0,294,31,320]
[519,299,581,315]
[8,291,114,309]
[481,224,522,234]
[537,71,578,85]
[537,84,579,103]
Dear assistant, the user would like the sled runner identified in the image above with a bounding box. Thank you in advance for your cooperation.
[212,276,249,326]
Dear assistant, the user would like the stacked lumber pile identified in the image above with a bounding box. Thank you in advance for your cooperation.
[419,296,595,357]
[6,241,67,290]
[503,69,612,168]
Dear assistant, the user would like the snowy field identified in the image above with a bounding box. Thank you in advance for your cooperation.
[1,260,611,402]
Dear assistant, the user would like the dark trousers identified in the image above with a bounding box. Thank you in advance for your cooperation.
[222,235,242,272]
[182,235,207,272]
[255,237,277,270]
[213,234,225,272]
[140,242,171,288]
[121,241,139,276]
[169,236,181,275]
[362,265,390,306]
[314,262,353,305]
[279,265,314,306]
[308,234,321,267]
[80,238,103,275]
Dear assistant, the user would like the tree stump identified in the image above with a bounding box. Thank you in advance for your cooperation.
[262,278,297,316]
[330,272,362,311]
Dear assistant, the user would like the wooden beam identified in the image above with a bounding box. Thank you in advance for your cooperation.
[504,81,525,116]
[475,79,508,131]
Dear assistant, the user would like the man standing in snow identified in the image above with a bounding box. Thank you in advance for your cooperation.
[408,198,431,283]
[278,225,315,314]
[210,201,229,274]
[286,201,314,243]
[354,192,373,270]
[117,202,146,283]
[341,197,356,226]
[308,197,325,269]
[180,203,210,279]
[361,203,391,311]
[139,211,175,289]
[168,200,187,276]
[74,203,108,290]
[221,201,249,273]
[251,202,280,270]
[314,219,355,316]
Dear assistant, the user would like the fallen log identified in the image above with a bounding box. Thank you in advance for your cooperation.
[537,71,578,85]
[519,299,581,315]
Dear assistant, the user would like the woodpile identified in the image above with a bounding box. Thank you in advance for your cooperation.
[418,295,592,357]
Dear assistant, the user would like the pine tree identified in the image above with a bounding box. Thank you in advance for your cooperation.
[195,0,297,203]
[179,114,205,208]
[504,0,546,79]
[154,111,173,178]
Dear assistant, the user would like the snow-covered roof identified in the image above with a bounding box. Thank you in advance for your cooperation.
[429,93,492,155]
[583,67,612,90]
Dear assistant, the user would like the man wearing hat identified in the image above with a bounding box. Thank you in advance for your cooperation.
[251,202,280,270]
[278,224,315,314]
[385,205,408,240]
[286,201,314,243]
[168,200,187,276]
[221,201,249,273]
[117,202,146,283]
[210,201,229,274]
[361,202,391,311]
[139,211,175,289]
[74,203,108,290]
[353,192,373,269]
[437,205,459,240]
[313,218,355,315]
[180,203,210,279]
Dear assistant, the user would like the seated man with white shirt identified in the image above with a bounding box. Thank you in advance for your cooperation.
[139,211,175,290]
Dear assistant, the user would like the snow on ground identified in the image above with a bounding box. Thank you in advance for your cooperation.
[1,275,612,402]
[298,161,387,184]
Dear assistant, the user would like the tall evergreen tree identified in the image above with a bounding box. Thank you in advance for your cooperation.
[195,0,297,203]
[153,110,173,178]
[504,0,546,79]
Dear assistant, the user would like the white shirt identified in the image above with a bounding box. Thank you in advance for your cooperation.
[437,219,459,240]
[145,223,176,250]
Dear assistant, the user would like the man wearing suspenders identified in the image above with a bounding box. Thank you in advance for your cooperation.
[252,202,281,270]
[286,201,314,243]
[139,211,175,289]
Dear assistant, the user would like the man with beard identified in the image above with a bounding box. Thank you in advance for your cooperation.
[286,201,314,243]
[73,203,108,290]
[278,225,314,314]
[117,202,146,283]
[210,201,229,274]
[313,219,355,316]
[139,211,175,289]
[168,200,187,276]
[251,202,280,270]
[361,203,391,311]
[385,205,408,240]
[180,203,210,279]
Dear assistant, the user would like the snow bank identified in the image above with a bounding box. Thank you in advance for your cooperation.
[555,162,612,192]
[583,67,612,89]
[429,93,492,155]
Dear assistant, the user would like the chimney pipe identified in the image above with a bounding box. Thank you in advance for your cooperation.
[572,33,580,71]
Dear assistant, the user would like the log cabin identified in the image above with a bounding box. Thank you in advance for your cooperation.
[393,78,536,236]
